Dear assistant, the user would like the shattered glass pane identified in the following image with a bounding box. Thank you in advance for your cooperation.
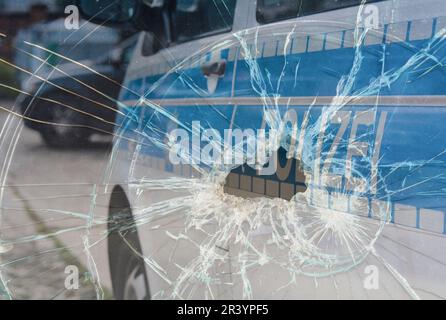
[0,0,446,300]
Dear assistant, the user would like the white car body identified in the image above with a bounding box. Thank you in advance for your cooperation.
[104,0,446,300]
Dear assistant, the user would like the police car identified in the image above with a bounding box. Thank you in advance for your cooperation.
[77,0,446,299]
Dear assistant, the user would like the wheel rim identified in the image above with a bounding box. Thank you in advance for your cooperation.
[123,262,147,300]
[52,107,76,137]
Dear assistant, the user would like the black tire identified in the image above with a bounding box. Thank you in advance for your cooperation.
[114,242,150,300]
[40,100,91,149]
[108,187,150,300]
[40,127,90,149]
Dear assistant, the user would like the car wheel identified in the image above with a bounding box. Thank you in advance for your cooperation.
[40,102,90,148]
[122,255,149,300]
[109,187,150,300]
[112,231,150,300]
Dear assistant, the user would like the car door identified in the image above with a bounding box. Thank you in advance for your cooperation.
[226,0,446,299]
[123,0,248,299]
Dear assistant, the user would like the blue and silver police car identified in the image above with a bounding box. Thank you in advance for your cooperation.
[78,0,446,300]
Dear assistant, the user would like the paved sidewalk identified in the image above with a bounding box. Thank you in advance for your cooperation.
[0,101,110,299]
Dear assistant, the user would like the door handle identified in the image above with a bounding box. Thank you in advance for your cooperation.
[201,60,226,77]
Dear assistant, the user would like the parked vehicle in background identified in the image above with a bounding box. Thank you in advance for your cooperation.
[15,18,120,90]
[18,34,137,148]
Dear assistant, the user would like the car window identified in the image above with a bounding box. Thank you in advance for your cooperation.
[121,41,137,66]
[172,0,237,43]
[256,0,300,24]
[257,0,385,24]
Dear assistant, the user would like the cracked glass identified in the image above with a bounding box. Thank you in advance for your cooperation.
[0,0,445,300]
